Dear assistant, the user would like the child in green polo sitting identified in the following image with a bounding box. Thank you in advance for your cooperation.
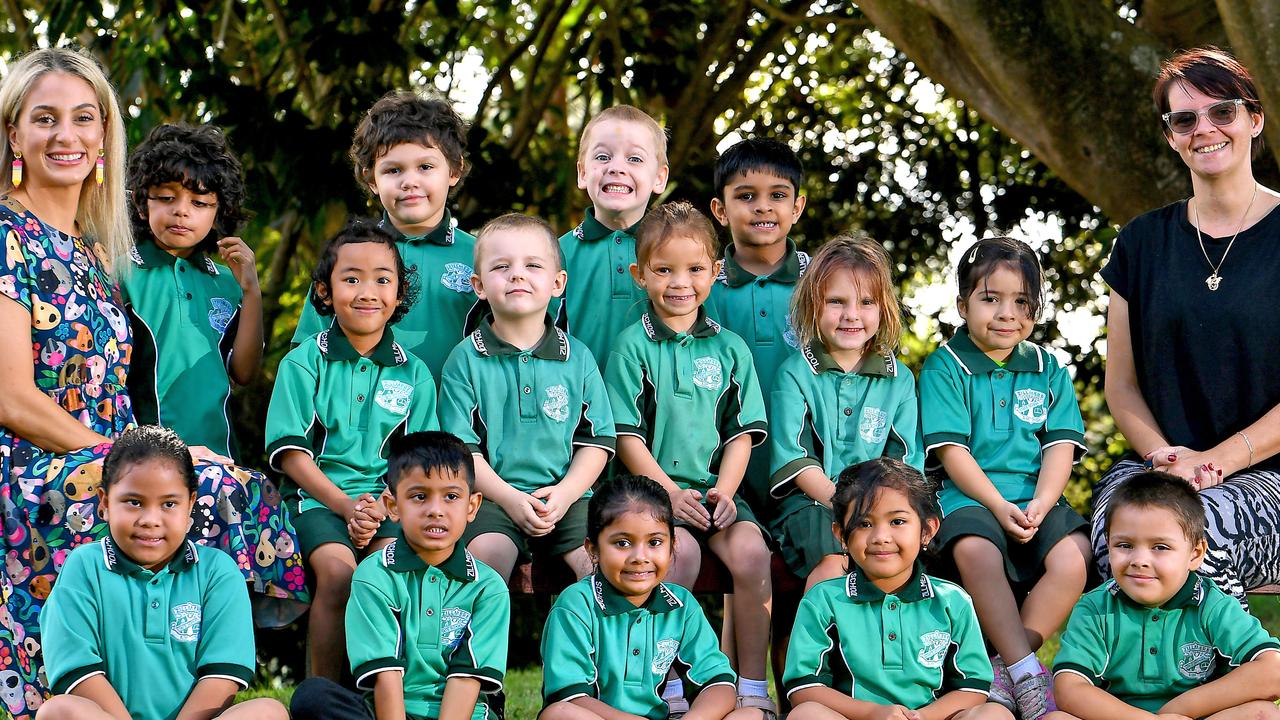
[1049,471,1280,720]
[557,105,670,372]
[37,426,287,720]
[290,431,510,720]
[440,214,615,582]
[121,124,261,461]
[267,219,438,681]
[293,91,477,379]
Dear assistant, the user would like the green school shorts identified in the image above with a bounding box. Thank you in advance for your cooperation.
[932,500,1087,588]
[461,495,590,560]
[770,502,845,578]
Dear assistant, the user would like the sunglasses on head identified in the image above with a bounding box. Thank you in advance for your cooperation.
[1162,98,1246,134]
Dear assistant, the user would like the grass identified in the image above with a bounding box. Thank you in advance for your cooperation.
[239,595,1280,713]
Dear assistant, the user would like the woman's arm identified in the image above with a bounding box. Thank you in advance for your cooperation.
[0,294,108,451]
[1103,294,1168,458]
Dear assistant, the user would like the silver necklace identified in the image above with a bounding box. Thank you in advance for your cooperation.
[1191,183,1258,291]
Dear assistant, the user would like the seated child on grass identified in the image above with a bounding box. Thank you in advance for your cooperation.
[291,431,510,720]
[1048,471,1280,720]
[37,426,286,720]
[539,474,761,720]
[440,214,615,582]
[783,458,1011,720]
[267,219,438,680]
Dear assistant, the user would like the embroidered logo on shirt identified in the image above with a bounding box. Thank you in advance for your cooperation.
[440,263,474,293]
[208,297,234,334]
[1013,389,1047,425]
[692,357,723,391]
[859,407,889,444]
[375,379,414,415]
[782,312,800,349]
[1177,641,1214,680]
[542,384,569,423]
[652,638,680,675]
[440,607,471,650]
[169,602,202,643]
[917,630,951,669]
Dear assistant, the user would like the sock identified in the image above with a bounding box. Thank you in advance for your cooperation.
[1008,653,1041,683]
[738,677,769,697]
[662,678,685,700]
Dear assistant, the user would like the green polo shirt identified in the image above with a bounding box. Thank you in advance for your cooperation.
[783,564,992,709]
[769,342,923,524]
[705,241,807,514]
[120,238,245,459]
[918,328,1086,515]
[292,212,477,379]
[557,208,648,373]
[439,315,615,495]
[541,574,736,719]
[347,534,509,720]
[266,323,439,514]
[605,306,768,493]
[42,539,254,720]
[1054,574,1279,712]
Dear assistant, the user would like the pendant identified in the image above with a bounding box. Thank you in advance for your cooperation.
[1206,273,1222,291]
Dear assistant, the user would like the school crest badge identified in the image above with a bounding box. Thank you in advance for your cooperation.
[375,380,414,415]
[692,357,723,391]
[1177,641,1214,680]
[208,297,234,334]
[917,630,951,669]
[1013,389,1048,425]
[782,313,800,349]
[170,602,202,643]
[859,407,889,444]
[440,607,471,650]
[440,263,474,293]
[542,384,569,423]
[652,638,680,675]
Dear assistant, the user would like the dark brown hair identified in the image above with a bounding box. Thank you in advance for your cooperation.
[1103,471,1206,545]
[634,201,719,268]
[350,91,468,193]
[956,236,1044,321]
[1154,46,1264,158]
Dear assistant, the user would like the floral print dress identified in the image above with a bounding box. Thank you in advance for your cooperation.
[0,196,308,719]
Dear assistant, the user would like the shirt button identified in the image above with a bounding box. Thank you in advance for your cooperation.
[889,602,898,610]
[1151,615,1159,622]
[179,266,186,272]
[1149,647,1157,655]
[888,632,897,641]
[843,407,853,416]
[523,386,531,394]
[999,399,1007,407]
[151,601,159,609]
[360,366,367,373]
[616,265,624,274]
[426,608,434,616]
[759,309,767,317]
[996,371,1004,378]
[429,576,437,583]
[185,292,193,300]
[357,394,365,402]
[615,237,622,245]
[632,649,640,656]
[521,356,529,363]
[757,279,766,286]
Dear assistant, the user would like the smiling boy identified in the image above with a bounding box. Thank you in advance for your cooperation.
[1049,472,1280,720]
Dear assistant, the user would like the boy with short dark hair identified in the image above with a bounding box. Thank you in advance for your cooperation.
[441,214,615,582]
[291,431,510,720]
[294,90,478,379]
[1049,471,1280,720]
[705,137,808,542]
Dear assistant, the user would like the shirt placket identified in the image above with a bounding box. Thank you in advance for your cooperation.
[518,352,537,420]
[352,360,375,430]
[175,258,194,328]
[883,596,905,670]
[836,373,857,443]
[143,569,167,644]
[751,280,771,345]
[991,371,1012,432]
[419,567,444,651]
[623,610,649,689]
[674,336,693,398]
[609,233,630,298]
[1141,608,1165,681]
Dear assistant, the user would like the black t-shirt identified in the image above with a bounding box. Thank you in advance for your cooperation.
[1101,199,1280,471]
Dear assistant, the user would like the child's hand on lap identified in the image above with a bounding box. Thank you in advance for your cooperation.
[502,493,554,536]
[530,486,571,526]
[346,493,385,548]
[704,488,736,529]
[868,704,921,720]
[188,445,234,464]
[994,501,1036,543]
[670,487,711,530]
[1023,497,1049,528]
[217,236,260,293]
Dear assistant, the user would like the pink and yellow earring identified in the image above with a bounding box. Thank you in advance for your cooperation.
[95,149,105,186]
[10,151,21,187]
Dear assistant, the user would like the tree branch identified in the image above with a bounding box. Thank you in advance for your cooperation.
[746,0,868,28]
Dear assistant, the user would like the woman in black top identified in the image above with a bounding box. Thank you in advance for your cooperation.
[1093,46,1280,602]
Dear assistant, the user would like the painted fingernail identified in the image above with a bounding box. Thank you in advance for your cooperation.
[1168,454,1177,462]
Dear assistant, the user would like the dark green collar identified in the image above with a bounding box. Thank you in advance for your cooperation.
[941,327,1043,375]
[640,304,721,342]
[571,207,642,242]
[719,240,806,287]
[380,532,477,581]
[129,237,220,276]
[381,210,457,246]
[1110,572,1206,611]
[590,573,683,616]
[101,537,198,576]
[801,341,896,378]
[318,320,406,366]
[469,314,569,361]
[844,563,933,603]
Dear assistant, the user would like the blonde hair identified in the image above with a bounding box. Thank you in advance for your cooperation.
[791,234,903,353]
[634,201,718,268]
[1,47,131,268]
[577,105,668,166]
[475,212,561,271]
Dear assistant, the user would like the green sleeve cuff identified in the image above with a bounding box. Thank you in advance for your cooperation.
[50,663,105,694]
[770,458,821,498]
[267,436,313,472]
[688,673,736,698]
[573,434,617,455]
[722,421,767,448]
[783,675,828,698]
[1053,662,1103,686]
[1239,641,1280,664]
[544,682,596,705]
[197,662,254,688]
[465,443,483,455]
[446,665,503,693]
[616,424,647,439]
[1040,429,1087,456]
[923,432,969,452]
[353,658,406,690]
